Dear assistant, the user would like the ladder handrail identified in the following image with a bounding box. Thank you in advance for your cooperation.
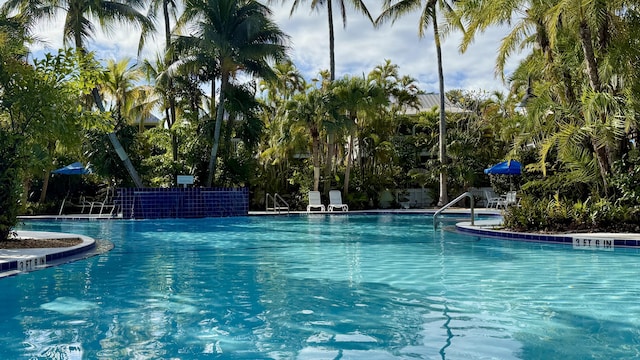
[265,193,273,211]
[433,191,475,228]
[265,193,290,214]
[274,193,289,214]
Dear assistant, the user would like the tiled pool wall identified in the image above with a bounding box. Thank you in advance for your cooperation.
[117,187,249,219]
[0,241,96,273]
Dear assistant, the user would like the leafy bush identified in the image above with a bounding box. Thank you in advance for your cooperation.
[611,149,640,206]
[0,132,22,240]
[503,194,640,233]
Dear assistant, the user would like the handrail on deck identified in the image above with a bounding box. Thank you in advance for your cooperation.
[265,193,290,214]
[433,191,475,229]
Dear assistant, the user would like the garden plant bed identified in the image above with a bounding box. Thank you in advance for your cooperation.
[0,237,83,249]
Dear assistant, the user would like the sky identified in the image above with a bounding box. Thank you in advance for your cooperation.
[16,0,526,96]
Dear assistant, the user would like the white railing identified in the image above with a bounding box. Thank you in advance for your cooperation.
[433,191,475,229]
[265,193,289,214]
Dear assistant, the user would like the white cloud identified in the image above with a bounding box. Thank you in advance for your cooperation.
[272,2,525,94]
[18,0,527,95]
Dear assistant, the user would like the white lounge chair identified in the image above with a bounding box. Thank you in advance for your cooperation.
[79,195,93,213]
[89,186,116,215]
[484,189,503,208]
[328,190,348,211]
[497,191,518,208]
[306,191,325,212]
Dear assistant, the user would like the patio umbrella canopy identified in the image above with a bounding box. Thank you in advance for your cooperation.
[52,162,91,175]
[484,160,522,175]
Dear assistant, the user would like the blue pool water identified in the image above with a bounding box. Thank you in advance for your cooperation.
[4,214,640,359]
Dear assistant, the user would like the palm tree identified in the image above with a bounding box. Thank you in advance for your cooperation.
[285,88,334,191]
[355,60,421,187]
[140,55,184,171]
[458,0,630,190]
[101,58,145,127]
[545,0,622,187]
[176,0,288,187]
[169,30,221,165]
[72,0,153,51]
[141,0,181,181]
[368,59,399,91]
[376,0,462,206]
[2,0,153,188]
[141,0,180,54]
[257,61,307,195]
[282,0,373,81]
[2,0,153,60]
[260,60,306,108]
[332,75,388,195]
[457,0,579,104]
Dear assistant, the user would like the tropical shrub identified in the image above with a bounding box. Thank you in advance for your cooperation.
[0,132,22,240]
[504,195,640,233]
[610,150,640,206]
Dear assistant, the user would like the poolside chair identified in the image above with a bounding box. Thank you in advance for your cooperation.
[328,190,349,211]
[497,191,518,209]
[89,186,116,215]
[306,191,325,212]
[79,195,93,213]
[484,189,503,208]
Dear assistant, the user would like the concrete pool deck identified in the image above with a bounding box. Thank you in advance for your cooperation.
[7,209,640,277]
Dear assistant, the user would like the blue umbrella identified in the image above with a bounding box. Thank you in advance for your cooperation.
[484,160,522,175]
[52,162,92,175]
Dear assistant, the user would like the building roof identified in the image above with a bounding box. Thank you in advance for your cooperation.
[132,114,162,128]
[403,93,467,114]
[141,114,161,126]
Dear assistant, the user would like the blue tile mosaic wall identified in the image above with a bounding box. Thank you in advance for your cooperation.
[116,187,249,219]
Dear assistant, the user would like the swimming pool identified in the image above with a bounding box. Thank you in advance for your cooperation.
[5,214,640,359]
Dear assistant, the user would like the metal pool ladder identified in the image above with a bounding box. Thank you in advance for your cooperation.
[265,193,289,214]
[433,191,475,229]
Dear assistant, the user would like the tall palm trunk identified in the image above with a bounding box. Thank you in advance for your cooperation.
[22,176,30,210]
[536,22,576,106]
[78,37,144,188]
[91,88,145,188]
[358,124,364,181]
[166,107,178,160]
[164,0,179,183]
[327,0,336,81]
[206,71,228,187]
[39,142,55,203]
[592,139,610,190]
[343,125,354,195]
[39,167,51,203]
[433,10,448,206]
[311,128,321,191]
[561,68,576,105]
[323,133,335,194]
[579,21,601,93]
[578,20,611,189]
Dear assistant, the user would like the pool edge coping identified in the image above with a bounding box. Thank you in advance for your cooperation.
[0,232,102,278]
[456,221,640,248]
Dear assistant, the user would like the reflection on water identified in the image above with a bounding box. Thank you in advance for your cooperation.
[40,297,99,315]
[3,215,640,359]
